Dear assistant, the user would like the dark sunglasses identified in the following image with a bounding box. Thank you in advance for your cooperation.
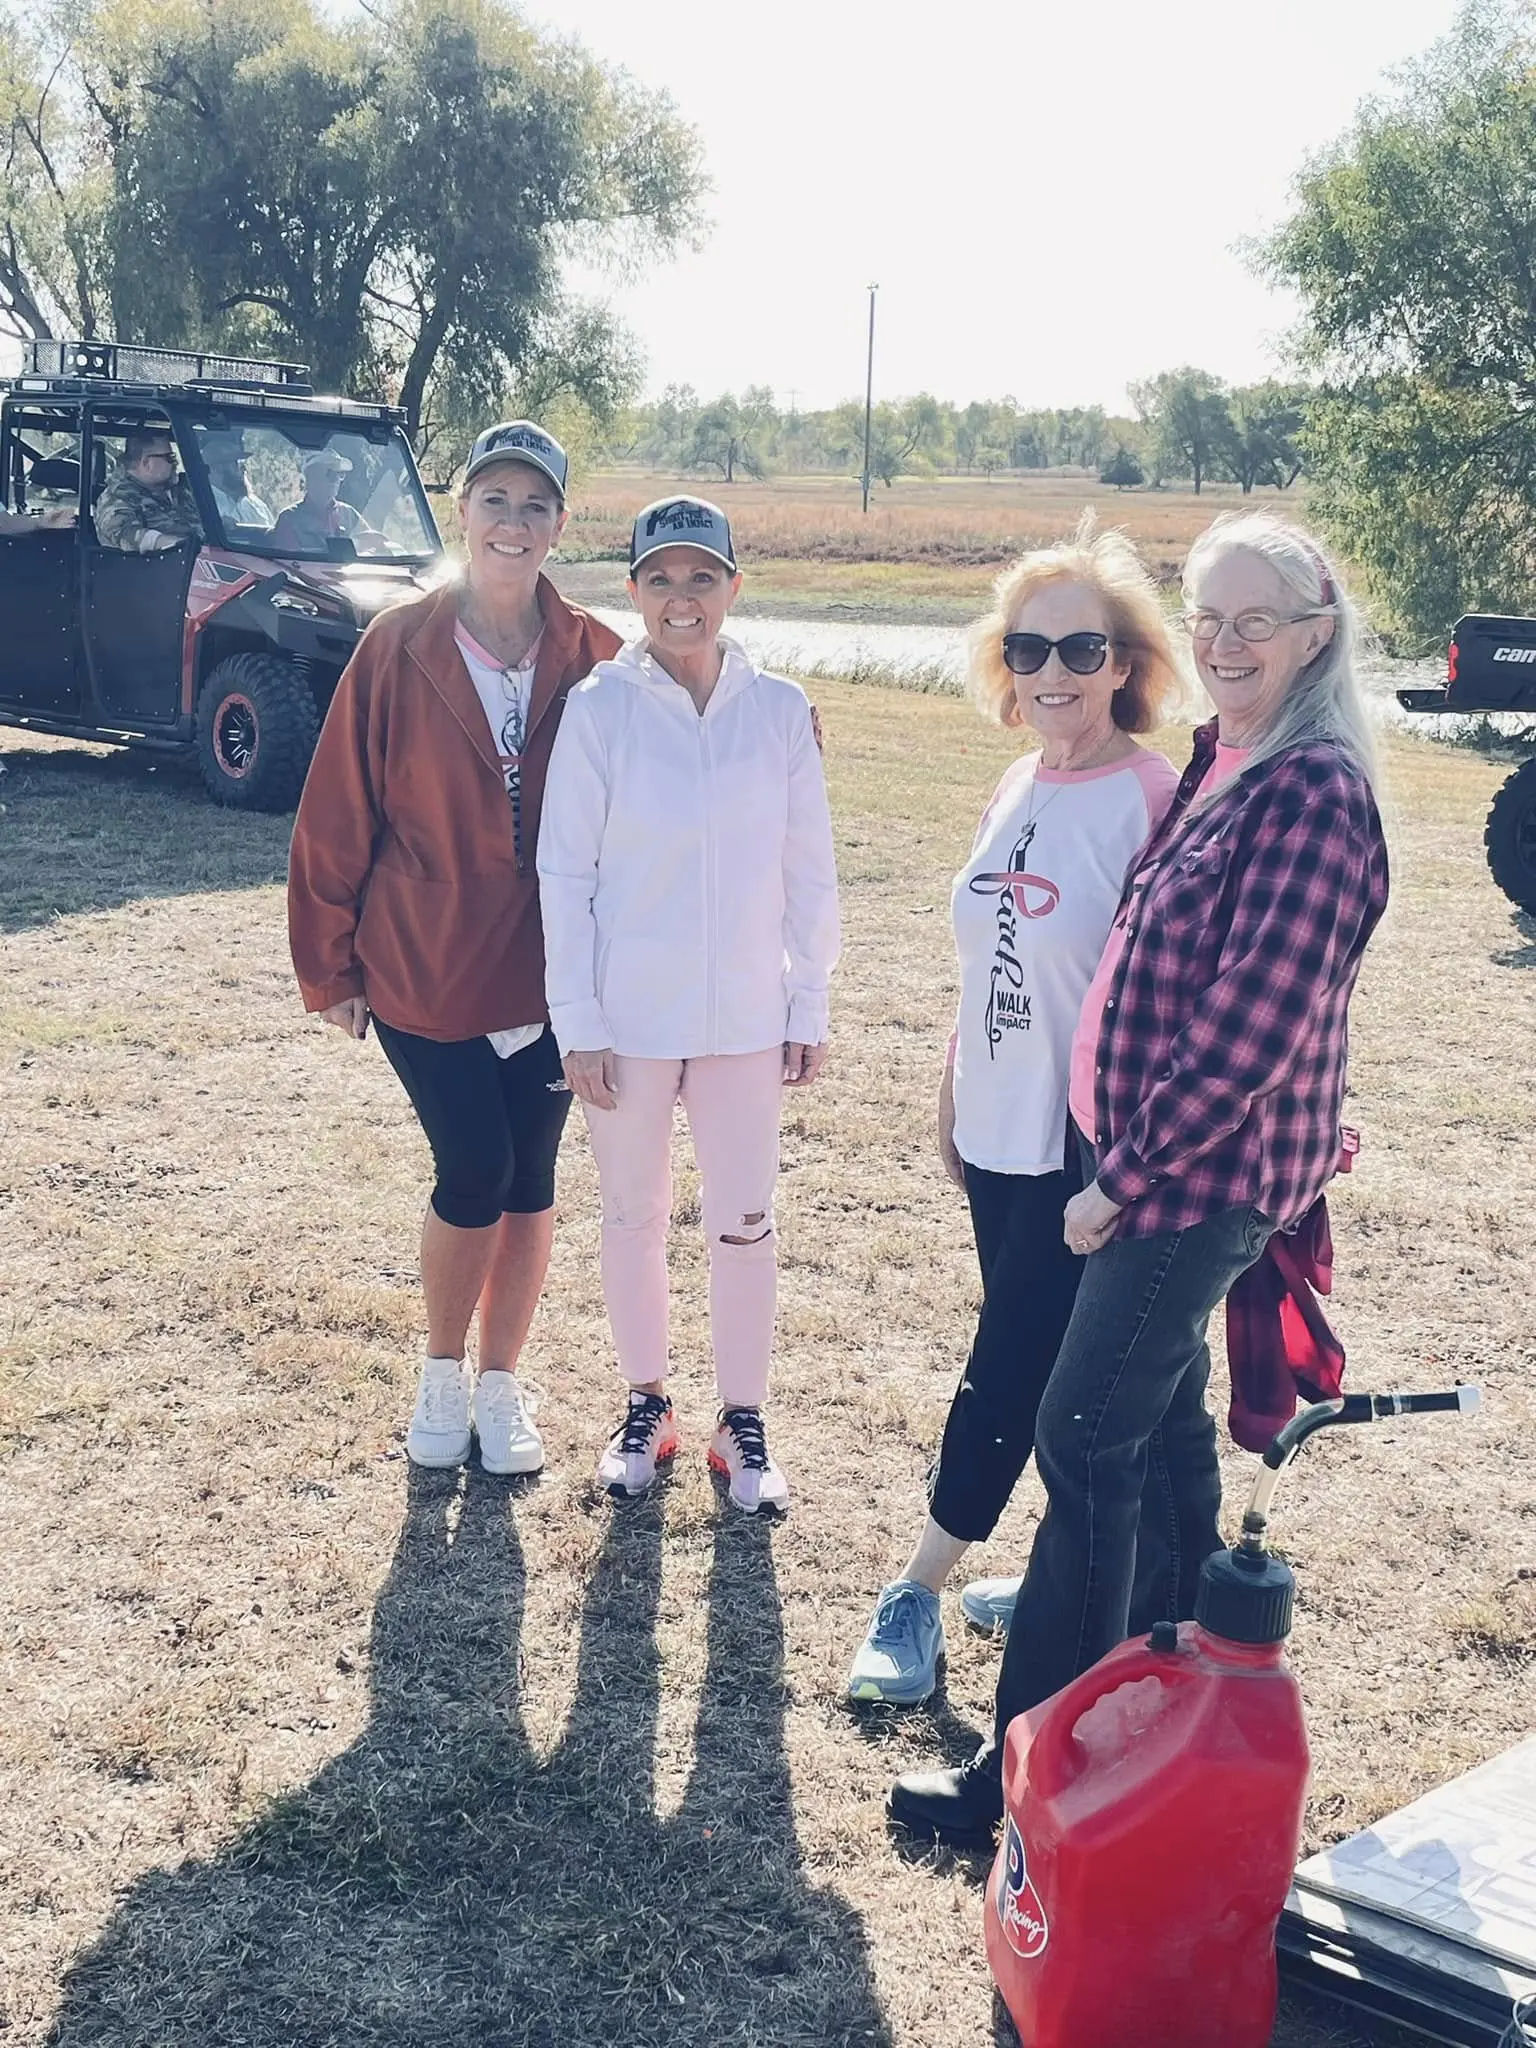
[1001,631,1110,677]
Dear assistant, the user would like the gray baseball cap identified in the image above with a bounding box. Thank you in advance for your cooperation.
[462,420,568,500]
[629,495,737,574]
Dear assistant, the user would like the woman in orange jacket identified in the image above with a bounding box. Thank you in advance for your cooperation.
[288,421,619,1478]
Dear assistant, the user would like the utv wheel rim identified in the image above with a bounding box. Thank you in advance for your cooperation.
[213,693,259,779]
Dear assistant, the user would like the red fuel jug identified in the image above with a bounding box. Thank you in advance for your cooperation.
[986,1386,1481,2048]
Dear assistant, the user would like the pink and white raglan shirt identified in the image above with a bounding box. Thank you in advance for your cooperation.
[951,747,1178,1175]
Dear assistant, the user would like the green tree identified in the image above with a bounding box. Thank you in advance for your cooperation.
[1100,444,1145,489]
[1129,367,1237,493]
[1226,383,1305,493]
[685,387,773,482]
[1,0,702,436]
[838,392,941,486]
[1263,0,1536,635]
[0,13,111,340]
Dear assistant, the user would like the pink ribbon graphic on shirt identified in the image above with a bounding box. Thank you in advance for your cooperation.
[968,869,1061,919]
[972,815,1060,1059]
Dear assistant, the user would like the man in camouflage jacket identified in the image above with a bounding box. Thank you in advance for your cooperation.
[94,427,203,554]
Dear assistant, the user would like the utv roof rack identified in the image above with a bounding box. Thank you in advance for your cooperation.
[22,338,311,394]
[3,339,408,424]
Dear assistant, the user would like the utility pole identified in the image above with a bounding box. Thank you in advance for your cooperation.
[861,283,878,514]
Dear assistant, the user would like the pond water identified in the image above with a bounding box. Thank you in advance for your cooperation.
[592,608,1465,735]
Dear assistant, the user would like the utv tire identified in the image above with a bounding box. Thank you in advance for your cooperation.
[1485,756,1536,913]
[195,653,319,812]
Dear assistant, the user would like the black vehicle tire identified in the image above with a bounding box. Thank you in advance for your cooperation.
[1485,756,1536,912]
[195,653,319,812]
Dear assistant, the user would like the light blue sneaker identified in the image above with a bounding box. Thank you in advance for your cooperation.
[960,1576,1021,1636]
[847,1580,945,1706]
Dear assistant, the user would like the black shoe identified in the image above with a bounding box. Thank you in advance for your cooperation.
[887,1748,1004,1848]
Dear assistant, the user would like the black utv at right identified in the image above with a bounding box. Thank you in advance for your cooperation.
[1399,614,1536,912]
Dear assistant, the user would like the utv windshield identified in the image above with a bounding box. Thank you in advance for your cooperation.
[187,418,438,562]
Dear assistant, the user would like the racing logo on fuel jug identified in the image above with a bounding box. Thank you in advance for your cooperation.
[998,1816,1049,1960]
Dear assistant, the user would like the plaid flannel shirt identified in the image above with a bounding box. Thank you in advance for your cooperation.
[1089,722,1389,1238]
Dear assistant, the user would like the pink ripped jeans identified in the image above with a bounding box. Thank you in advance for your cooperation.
[582,1049,784,1408]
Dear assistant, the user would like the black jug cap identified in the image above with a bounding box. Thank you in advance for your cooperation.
[1195,1545,1295,1645]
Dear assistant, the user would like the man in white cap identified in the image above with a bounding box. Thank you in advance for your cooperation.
[271,448,382,554]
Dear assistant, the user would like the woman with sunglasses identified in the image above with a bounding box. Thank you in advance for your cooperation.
[848,522,1181,1705]
[288,422,619,1480]
[891,512,1390,1843]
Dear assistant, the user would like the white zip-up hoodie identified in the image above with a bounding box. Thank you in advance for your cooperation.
[537,636,841,1059]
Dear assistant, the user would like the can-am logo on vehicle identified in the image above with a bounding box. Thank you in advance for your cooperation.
[1492,646,1536,663]
[998,1815,1050,1960]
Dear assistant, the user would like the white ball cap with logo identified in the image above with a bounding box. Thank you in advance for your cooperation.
[630,495,736,574]
[462,420,569,500]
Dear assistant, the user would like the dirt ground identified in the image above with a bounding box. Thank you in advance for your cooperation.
[1,684,1532,2048]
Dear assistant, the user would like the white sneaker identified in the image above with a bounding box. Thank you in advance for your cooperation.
[406,1355,471,1468]
[708,1406,789,1515]
[473,1370,544,1476]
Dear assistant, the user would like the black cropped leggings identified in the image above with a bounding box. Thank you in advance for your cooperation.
[925,1150,1084,1543]
[373,1019,572,1229]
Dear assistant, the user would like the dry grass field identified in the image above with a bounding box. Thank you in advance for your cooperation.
[560,471,1280,621]
[1,684,1533,2048]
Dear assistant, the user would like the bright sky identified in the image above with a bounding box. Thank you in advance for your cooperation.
[540,0,1464,414]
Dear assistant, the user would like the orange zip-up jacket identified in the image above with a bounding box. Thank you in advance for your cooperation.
[287,575,621,1041]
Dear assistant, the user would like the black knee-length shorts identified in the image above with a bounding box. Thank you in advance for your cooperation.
[373,1019,572,1229]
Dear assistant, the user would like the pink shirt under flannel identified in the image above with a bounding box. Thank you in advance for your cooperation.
[1068,741,1251,1140]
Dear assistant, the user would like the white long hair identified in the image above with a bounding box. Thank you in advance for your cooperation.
[1182,513,1381,798]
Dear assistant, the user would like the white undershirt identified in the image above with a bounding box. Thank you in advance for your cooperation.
[455,620,545,1061]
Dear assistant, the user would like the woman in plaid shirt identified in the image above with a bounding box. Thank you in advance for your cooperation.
[891,512,1390,1844]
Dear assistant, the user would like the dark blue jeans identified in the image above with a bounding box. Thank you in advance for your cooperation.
[990,1195,1274,1754]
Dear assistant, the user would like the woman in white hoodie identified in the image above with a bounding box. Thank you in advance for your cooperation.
[538,497,841,1512]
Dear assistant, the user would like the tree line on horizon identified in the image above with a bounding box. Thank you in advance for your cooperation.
[600,373,1307,499]
[1,0,1533,645]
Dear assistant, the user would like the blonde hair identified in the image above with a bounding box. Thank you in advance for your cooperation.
[966,516,1183,734]
[1181,512,1380,796]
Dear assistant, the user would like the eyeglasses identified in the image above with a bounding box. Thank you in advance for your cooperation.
[1001,631,1109,676]
[1184,609,1322,644]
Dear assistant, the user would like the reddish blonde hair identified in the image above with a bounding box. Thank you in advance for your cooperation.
[967,516,1183,733]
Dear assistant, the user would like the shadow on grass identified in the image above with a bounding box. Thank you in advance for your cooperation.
[45,1468,893,2048]
[0,744,291,932]
[1492,908,1536,970]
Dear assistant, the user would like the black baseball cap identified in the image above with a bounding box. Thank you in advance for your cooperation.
[462,420,568,499]
[629,495,737,574]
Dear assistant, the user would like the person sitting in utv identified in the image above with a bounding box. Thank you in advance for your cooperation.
[271,450,387,554]
[94,427,203,554]
[203,433,272,530]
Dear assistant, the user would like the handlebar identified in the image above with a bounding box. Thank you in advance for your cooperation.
[1242,1387,1481,1554]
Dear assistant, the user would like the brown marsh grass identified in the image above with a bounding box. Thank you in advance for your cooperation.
[565,470,1286,586]
[0,688,1531,2048]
